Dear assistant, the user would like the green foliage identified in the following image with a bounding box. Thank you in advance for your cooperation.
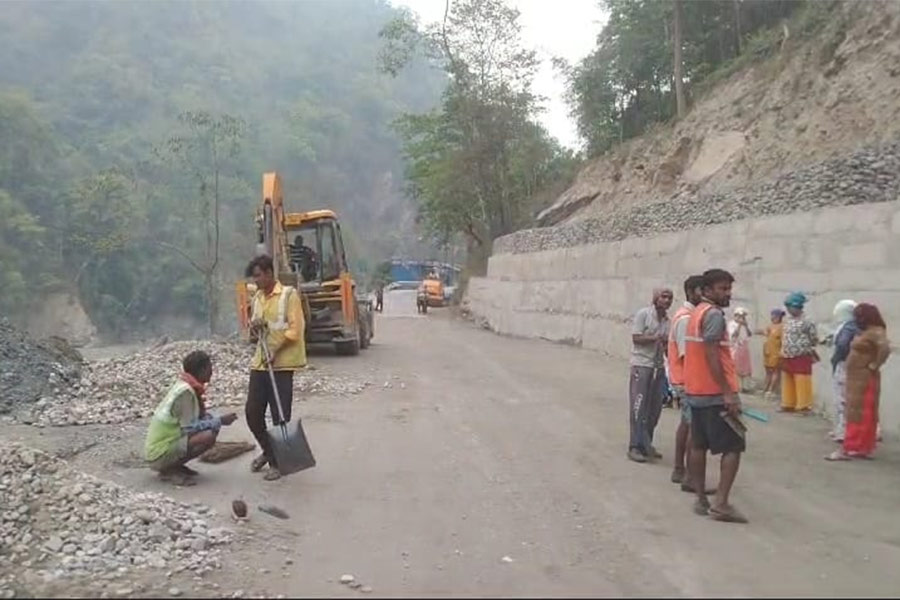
[0,1,444,337]
[381,0,581,248]
[566,0,808,155]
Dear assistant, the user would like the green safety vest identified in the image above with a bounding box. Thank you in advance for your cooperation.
[144,380,198,462]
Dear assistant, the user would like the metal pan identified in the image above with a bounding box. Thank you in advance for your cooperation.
[260,335,316,475]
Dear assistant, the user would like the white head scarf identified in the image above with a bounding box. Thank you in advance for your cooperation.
[833,299,857,324]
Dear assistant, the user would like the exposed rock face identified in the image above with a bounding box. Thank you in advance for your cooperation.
[26,292,97,348]
[536,0,900,228]
[499,137,900,255]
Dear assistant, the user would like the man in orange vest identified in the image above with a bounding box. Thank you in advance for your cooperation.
[684,268,748,523]
[667,274,705,487]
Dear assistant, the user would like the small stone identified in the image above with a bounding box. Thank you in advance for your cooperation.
[191,537,208,551]
[340,574,355,584]
[136,510,155,524]
[501,556,514,563]
[361,586,373,594]
[147,554,166,568]
[284,558,294,566]
[349,581,362,589]
[99,535,116,553]
[168,587,182,597]
[46,535,64,552]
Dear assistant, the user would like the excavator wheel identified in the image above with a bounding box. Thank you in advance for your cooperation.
[359,321,370,349]
[335,338,360,356]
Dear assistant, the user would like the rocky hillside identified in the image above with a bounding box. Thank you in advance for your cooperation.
[538,0,900,228]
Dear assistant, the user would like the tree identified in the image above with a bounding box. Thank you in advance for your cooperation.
[564,0,810,155]
[380,0,578,253]
[673,0,686,119]
[155,111,246,336]
[0,190,45,316]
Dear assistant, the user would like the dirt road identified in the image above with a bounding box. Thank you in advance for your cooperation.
[7,291,900,597]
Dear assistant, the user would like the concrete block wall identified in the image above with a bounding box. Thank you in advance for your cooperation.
[467,200,900,434]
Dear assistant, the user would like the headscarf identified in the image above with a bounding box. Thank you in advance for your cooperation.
[180,371,207,414]
[854,303,887,330]
[652,287,673,302]
[784,291,807,310]
[832,299,857,324]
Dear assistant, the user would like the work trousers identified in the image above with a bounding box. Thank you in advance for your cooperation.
[781,372,813,412]
[628,365,666,454]
[246,370,294,466]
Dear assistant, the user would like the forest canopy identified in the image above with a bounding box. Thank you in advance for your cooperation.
[0,0,445,336]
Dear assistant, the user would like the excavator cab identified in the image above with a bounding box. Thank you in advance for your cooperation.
[236,173,373,356]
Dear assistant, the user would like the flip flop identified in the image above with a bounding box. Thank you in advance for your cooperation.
[824,450,851,461]
[176,465,199,477]
[693,499,710,516]
[708,505,748,523]
[263,467,282,481]
[250,454,269,473]
[847,452,874,460]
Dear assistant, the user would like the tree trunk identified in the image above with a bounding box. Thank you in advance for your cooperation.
[733,0,743,55]
[673,0,686,119]
[205,272,217,337]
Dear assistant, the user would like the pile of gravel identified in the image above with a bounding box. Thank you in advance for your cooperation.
[0,319,82,416]
[25,340,370,427]
[497,136,900,255]
[0,442,233,597]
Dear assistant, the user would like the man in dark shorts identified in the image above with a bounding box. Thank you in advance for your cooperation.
[683,268,748,523]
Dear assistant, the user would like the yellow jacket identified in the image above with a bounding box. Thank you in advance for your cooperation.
[250,282,306,370]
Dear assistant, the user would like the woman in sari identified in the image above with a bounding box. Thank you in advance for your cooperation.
[728,307,753,392]
[828,300,858,443]
[826,303,890,461]
[761,309,785,400]
[779,292,819,414]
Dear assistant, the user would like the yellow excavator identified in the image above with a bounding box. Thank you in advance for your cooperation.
[235,172,373,355]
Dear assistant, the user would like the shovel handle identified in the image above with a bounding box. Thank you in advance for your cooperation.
[259,335,289,426]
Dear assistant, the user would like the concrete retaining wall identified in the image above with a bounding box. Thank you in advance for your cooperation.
[467,200,900,434]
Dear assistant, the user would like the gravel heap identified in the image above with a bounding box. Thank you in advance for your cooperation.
[27,340,371,427]
[496,137,900,255]
[0,318,82,416]
[0,442,234,597]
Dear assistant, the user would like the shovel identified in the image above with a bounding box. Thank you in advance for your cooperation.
[259,335,316,475]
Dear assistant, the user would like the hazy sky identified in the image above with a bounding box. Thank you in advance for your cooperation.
[393,0,607,150]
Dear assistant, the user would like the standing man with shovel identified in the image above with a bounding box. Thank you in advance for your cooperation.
[245,255,307,481]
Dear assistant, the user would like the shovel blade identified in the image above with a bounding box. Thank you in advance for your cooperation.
[266,419,316,475]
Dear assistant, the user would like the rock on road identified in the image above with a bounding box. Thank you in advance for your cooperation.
[10,293,900,597]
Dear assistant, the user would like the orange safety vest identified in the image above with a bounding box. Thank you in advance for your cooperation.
[667,305,694,386]
[684,302,739,396]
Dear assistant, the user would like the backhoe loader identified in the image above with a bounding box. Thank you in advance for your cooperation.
[236,172,373,355]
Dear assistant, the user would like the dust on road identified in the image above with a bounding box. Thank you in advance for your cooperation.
[5,295,900,597]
